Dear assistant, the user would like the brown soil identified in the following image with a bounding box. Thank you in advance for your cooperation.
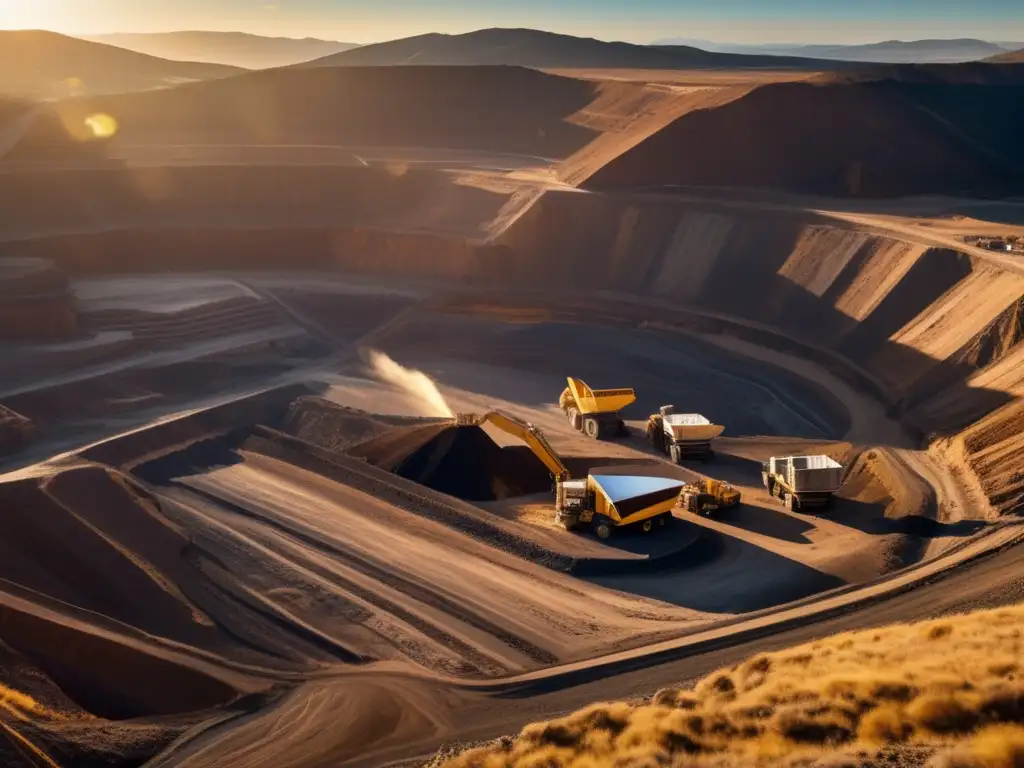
[279,397,425,453]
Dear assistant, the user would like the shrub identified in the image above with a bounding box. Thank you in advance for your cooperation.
[439,605,1024,768]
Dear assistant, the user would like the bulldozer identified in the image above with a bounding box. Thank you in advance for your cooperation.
[678,478,741,516]
[559,377,635,440]
[457,411,683,539]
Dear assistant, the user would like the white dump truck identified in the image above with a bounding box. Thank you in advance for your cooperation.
[761,455,844,511]
[646,405,725,463]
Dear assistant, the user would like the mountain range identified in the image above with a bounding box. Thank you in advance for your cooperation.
[651,37,1024,64]
[83,31,361,70]
[297,27,855,71]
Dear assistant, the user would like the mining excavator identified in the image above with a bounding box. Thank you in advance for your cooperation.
[457,411,683,539]
[559,377,635,440]
[647,405,724,463]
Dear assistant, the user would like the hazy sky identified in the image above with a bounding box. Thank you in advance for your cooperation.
[2,0,1023,44]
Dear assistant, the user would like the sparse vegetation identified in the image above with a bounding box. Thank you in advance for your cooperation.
[440,605,1024,767]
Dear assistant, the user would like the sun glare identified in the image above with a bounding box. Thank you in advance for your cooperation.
[0,5,46,30]
[84,113,118,139]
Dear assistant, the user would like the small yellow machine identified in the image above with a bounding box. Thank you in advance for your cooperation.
[458,411,683,539]
[559,377,636,440]
[678,478,741,516]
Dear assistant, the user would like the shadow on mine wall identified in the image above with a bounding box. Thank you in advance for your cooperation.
[483,190,1021,444]
[1,142,1018,448]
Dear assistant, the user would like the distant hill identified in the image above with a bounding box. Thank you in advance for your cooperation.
[18,66,605,159]
[653,37,1010,64]
[0,30,240,100]
[83,31,361,70]
[791,39,1009,64]
[300,27,854,71]
[585,62,1024,198]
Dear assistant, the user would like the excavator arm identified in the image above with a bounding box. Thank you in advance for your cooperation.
[458,411,569,480]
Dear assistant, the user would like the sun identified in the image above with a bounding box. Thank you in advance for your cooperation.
[0,1,64,31]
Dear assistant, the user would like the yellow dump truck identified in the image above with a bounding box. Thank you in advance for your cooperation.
[559,377,636,440]
[458,411,683,539]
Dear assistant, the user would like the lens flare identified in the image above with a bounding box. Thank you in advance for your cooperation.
[84,113,118,139]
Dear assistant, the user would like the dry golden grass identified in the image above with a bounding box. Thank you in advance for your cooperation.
[441,606,1024,767]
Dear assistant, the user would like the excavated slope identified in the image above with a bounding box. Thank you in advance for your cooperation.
[584,76,1024,197]
[354,424,552,502]
[0,165,515,242]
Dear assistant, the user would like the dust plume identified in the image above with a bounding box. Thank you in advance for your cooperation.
[362,349,453,418]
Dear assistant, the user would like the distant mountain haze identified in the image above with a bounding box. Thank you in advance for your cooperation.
[988,48,1024,63]
[83,32,361,70]
[652,37,1019,64]
[299,27,859,70]
[0,30,240,100]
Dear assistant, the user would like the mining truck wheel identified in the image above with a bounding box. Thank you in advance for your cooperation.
[567,407,583,432]
[584,418,600,440]
[642,519,654,533]
[669,444,682,464]
[595,521,613,540]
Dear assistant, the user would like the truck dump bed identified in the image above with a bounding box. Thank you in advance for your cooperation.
[565,377,636,415]
[663,413,725,442]
[770,455,844,493]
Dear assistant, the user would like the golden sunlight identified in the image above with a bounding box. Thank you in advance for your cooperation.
[84,113,118,139]
[0,2,64,30]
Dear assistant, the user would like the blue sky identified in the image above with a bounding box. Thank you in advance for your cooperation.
[3,0,1023,44]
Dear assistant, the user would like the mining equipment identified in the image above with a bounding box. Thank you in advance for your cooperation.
[678,478,741,516]
[559,377,635,440]
[647,405,724,463]
[761,455,844,511]
[457,411,683,539]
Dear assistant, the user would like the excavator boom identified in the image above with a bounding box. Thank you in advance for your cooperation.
[457,411,569,480]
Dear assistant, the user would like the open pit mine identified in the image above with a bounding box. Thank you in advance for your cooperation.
[0,53,1023,768]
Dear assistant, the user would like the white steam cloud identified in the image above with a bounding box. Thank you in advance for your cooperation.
[363,349,453,418]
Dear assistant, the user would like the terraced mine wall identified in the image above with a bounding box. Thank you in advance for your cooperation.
[5,184,1024,513]
[0,165,513,243]
[493,192,1024,513]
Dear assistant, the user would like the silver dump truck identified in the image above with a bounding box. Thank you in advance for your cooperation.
[761,455,844,511]
[647,406,725,463]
